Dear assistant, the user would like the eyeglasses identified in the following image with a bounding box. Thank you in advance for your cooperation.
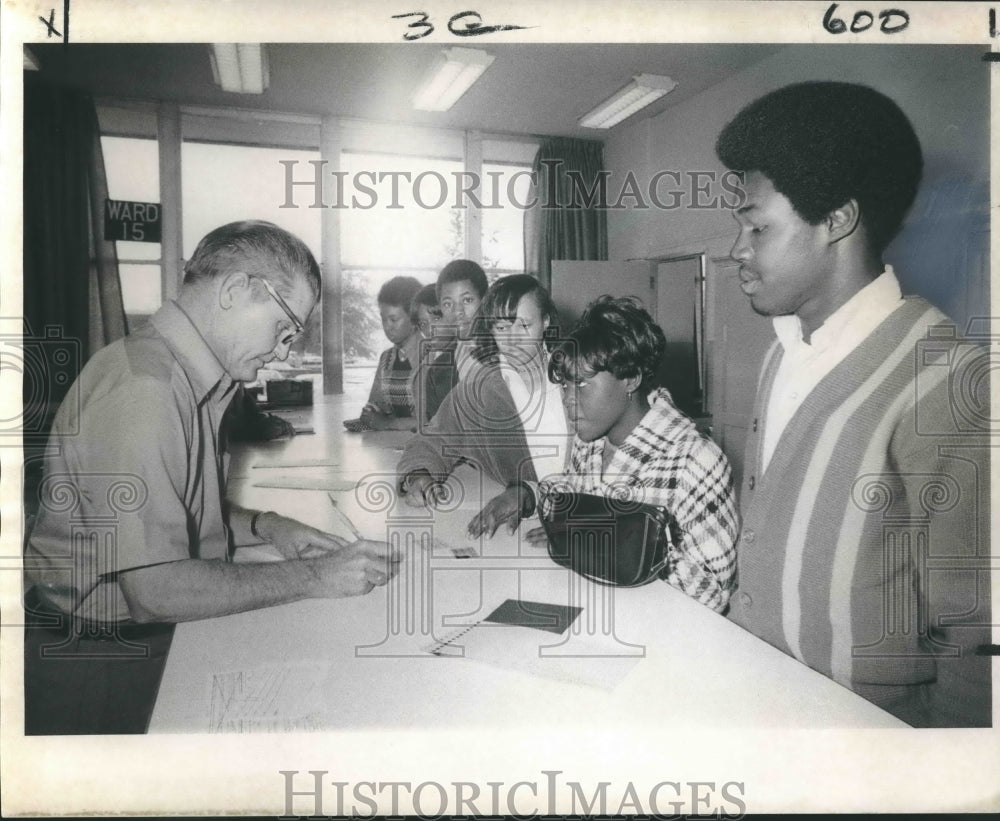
[254,276,305,346]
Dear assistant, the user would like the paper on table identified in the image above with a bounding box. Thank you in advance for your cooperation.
[424,599,640,690]
[252,476,361,491]
[251,458,340,469]
[419,536,480,559]
[208,664,328,733]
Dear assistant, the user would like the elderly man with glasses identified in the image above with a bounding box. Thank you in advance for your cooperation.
[24,220,400,734]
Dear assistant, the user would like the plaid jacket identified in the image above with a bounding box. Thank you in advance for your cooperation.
[540,388,739,612]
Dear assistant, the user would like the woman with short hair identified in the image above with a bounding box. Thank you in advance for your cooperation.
[357,275,424,431]
[527,295,740,612]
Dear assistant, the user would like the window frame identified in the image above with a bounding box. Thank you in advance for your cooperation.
[96,100,540,390]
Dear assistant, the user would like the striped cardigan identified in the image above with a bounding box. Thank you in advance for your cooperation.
[729,296,992,727]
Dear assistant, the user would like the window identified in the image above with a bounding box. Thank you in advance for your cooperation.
[100,136,161,326]
[338,138,537,362]
[339,150,464,363]
[181,142,322,261]
[482,137,538,278]
[99,106,539,393]
[481,162,532,275]
[340,151,464,275]
[181,141,323,369]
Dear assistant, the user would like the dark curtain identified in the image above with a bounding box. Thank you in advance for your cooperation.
[23,76,127,436]
[23,77,127,523]
[523,137,608,291]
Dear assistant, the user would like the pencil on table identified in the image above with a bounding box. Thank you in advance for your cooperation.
[327,492,364,540]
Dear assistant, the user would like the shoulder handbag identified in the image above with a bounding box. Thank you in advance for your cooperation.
[540,490,674,587]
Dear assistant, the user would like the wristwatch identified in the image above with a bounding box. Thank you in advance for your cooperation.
[250,510,273,540]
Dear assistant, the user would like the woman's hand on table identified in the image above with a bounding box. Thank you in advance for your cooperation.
[359,405,390,431]
[467,486,528,538]
[399,472,448,508]
[524,526,549,548]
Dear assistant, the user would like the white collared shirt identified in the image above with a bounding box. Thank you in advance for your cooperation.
[761,267,905,471]
[498,352,571,481]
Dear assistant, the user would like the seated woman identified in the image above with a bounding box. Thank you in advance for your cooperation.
[396,275,571,534]
[524,296,739,613]
[357,276,424,431]
[410,285,454,364]
[415,259,489,424]
[411,283,444,346]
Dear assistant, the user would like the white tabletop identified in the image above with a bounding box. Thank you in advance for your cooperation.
[149,393,905,732]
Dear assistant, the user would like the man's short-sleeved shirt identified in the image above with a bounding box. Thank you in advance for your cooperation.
[25,301,237,623]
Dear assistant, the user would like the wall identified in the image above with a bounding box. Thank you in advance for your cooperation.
[606,43,989,326]
[602,44,989,482]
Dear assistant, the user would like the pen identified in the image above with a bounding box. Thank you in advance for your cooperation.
[293,427,315,435]
[327,492,364,540]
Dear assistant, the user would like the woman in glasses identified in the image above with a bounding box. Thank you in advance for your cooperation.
[397,274,571,535]
[355,276,424,432]
[526,295,740,613]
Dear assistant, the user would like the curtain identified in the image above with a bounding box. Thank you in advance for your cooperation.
[523,137,608,291]
[23,76,127,432]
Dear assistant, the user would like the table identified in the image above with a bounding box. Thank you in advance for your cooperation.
[149,393,905,731]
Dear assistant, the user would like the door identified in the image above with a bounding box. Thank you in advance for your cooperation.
[550,258,707,422]
[654,256,703,418]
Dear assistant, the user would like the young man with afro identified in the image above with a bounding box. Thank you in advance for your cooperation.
[716,81,991,727]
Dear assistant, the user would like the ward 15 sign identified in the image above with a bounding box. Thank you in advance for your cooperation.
[104,199,162,243]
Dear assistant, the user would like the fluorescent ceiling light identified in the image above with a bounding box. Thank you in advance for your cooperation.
[210,43,269,94]
[579,74,678,129]
[412,47,495,112]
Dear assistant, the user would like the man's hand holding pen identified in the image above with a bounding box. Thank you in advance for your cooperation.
[250,509,401,596]
[303,539,402,597]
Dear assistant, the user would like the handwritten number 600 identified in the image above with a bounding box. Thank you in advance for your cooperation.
[823,3,909,34]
